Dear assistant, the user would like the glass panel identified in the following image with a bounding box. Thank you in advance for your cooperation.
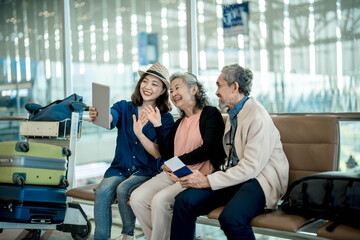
[70,0,187,105]
[197,0,360,113]
[0,0,64,141]
[69,0,187,184]
[197,0,360,171]
[339,121,360,171]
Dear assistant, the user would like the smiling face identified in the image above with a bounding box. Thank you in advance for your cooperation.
[215,73,240,110]
[170,77,197,113]
[140,74,166,103]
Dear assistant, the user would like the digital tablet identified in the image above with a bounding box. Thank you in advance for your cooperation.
[92,82,111,129]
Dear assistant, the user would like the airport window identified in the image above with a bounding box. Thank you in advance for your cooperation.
[69,0,188,183]
[196,0,359,114]
[0,0,64,111]
[195,0,360,171]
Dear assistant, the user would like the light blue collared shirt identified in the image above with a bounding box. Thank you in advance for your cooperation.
[227,96,248,166]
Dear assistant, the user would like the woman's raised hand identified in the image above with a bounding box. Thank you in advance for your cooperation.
[143,105,162,127]
[133,110,149,137]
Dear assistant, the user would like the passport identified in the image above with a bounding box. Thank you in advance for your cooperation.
[164,156,193,178]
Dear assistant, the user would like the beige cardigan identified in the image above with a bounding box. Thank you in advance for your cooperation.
[207,98,289,209]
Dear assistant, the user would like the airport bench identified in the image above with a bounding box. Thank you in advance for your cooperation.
[66,115,360,239]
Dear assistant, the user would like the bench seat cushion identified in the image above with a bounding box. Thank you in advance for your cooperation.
[317,222,360,240]
[250,211,308,232]
[66,183,98,201]
[207,207,308,233]
[66,183,121,204]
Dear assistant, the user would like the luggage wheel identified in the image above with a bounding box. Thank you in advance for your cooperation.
[71,219,91,240]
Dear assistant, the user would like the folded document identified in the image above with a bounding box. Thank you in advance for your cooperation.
[164,156,193,178]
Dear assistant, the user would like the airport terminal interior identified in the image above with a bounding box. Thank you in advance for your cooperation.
[0,0,359,239]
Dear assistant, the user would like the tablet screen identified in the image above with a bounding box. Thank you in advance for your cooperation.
[92,82,111,129]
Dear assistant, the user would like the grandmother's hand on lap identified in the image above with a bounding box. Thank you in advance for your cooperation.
[179,170,211,189]
[161,164,172,173]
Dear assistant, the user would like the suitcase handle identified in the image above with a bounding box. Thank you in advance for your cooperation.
[0,158,13,163]
[30,218,53,224]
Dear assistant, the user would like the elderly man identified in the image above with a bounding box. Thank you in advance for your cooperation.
[170,64,289,240]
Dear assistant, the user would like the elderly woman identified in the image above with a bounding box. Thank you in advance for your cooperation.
[130,72,226,240]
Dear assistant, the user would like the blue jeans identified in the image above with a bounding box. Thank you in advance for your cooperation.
[170,179,265,240]
[94,174,151,240]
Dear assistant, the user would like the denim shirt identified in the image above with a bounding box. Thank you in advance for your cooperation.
[227,95,248,166]
[104,100,174,178]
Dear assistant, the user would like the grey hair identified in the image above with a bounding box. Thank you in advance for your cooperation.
[169,72,209,117]
[221,64,253,96]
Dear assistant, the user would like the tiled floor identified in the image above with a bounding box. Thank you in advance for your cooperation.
[0,204,289,240]
[0,222,289,240]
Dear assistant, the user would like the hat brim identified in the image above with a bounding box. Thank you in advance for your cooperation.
[138,70,170,89]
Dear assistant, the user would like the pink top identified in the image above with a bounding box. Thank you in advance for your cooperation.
[168,109,214,181]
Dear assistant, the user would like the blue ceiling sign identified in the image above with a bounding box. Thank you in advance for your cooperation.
[223,2,249,36]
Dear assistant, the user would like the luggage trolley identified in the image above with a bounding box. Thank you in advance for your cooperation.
[0,110,91,240]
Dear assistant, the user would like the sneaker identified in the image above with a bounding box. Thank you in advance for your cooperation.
[122,234,134,240]
[112,234,135,240]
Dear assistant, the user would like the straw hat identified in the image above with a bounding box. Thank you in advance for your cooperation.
[138,63,170,89]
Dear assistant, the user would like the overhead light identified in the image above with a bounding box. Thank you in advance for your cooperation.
[74,1,85,8]
[5,18,21,24]
[38,11,55,17]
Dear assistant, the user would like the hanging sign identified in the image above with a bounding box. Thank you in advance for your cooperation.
[223,2,249,35]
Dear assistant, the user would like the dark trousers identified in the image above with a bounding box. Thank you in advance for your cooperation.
[170,178,265,240]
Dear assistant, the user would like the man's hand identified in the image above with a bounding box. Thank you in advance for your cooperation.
[179,170,211,189]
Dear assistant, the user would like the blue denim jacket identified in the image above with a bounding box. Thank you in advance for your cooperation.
[104,100,174,178]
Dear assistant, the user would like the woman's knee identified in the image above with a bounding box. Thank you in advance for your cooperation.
[129,186,146,209]
[95,184,115,201]
[116,183,128,198]
[96,177,122,197]
[151,192,172,211]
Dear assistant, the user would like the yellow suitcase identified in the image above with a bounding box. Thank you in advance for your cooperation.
[0,141,70,187]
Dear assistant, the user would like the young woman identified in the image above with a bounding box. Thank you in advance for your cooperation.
[89,63,174,240]
[130,72,226,240]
